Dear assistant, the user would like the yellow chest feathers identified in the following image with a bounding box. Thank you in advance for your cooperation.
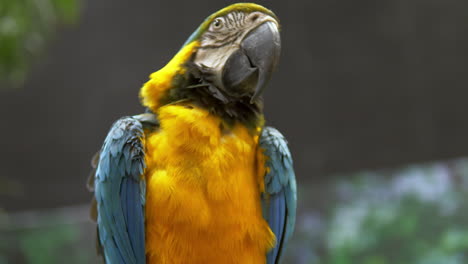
[144,104,274,264]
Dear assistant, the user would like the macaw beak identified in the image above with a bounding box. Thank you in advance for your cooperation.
[222,21,281,103]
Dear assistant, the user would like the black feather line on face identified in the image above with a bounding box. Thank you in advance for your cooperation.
[159,61,263,131]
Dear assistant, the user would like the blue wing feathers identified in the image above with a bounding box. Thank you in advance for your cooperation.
[260,127,297,264]
[94,116,148,264]
[121,178,145,264]
[266,192,286,264]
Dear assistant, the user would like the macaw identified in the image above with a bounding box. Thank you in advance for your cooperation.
[87,3,296,264]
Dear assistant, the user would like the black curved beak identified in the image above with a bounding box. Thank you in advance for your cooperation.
[222,21,281,103]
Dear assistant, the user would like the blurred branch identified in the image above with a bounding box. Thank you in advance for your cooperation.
[0,0,80,87]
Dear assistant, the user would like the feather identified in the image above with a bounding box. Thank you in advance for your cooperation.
[89,114,158,264]
[260,126,297,264]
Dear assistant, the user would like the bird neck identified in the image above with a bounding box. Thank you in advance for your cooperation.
[159,64,265,132]
[139,41,264,131]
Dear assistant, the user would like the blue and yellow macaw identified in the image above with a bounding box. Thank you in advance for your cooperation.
[88,3,296,264]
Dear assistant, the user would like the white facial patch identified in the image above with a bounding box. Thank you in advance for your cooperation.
[193,11,278,89]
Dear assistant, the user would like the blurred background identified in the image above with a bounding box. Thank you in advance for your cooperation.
[1,0,468,263]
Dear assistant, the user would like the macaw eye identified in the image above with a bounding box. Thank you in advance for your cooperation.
[211,18,224,30]
[249,13,260,22]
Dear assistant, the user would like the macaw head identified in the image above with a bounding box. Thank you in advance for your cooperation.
[141,3,280,126]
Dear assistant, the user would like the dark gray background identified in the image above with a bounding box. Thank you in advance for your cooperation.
[1,0,467,211]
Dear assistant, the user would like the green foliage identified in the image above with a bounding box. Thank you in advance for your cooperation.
[0,0,79,86]
[284,159,468,264]
[0,207,99,264]
[19,225,78,264]
[326,168,468,264]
